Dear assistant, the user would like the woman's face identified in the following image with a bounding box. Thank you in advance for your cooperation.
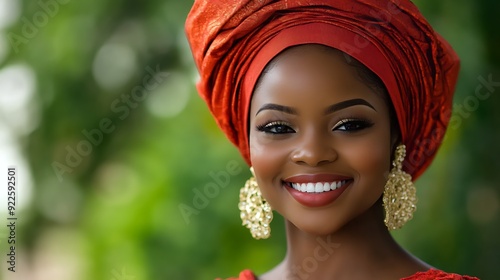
[249,45,393,235]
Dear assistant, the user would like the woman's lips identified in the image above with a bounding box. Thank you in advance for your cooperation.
[283,174,353,208]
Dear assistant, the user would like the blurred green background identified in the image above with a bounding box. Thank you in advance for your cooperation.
[0,0,498,279]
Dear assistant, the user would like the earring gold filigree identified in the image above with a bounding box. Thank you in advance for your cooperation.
[383,144,417,230]
[238,167,273,239]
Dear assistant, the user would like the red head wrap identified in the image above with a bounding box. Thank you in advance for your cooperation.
[185,0,460,180]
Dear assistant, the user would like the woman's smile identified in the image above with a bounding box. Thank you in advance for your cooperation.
[281,174,354,207]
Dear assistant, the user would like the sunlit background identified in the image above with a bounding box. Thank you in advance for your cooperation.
[0,0,498,279]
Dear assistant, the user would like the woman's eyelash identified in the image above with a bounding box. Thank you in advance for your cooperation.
[333,118,374,132]
[256,121,294,134]
[255,118,373,134]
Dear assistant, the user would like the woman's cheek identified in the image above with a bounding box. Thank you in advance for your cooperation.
[250,142,276,178]
[249,136,289,204]
[340,134,391,184]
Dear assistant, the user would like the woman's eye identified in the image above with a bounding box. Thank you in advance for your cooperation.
[334,119,373,132]
[257,122,295,134]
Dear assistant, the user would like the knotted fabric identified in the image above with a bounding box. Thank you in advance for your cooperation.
[185,0,460,180]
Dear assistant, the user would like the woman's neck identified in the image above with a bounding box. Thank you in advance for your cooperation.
[261,202,430,280]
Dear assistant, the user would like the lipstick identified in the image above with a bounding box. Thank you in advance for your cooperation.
[283,174,353,208]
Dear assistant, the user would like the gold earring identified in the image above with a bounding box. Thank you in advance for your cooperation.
[383,144,417,230]
[238,167,273,239]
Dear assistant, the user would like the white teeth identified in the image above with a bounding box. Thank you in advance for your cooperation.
[315,182,324,193]
[306,183,315,193]
[290,180,349,193]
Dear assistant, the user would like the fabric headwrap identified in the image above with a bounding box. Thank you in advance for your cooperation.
[185,0,460,180]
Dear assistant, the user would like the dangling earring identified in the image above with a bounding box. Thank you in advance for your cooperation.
[238,167,273,239]
[383,144,417,230]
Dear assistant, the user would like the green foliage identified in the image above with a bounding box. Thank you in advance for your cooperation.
[0,0,498,279]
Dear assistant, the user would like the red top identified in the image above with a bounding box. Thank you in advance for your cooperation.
[220,269,479,280]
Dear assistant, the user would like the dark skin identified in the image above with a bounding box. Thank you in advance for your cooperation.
[248,44,431,280]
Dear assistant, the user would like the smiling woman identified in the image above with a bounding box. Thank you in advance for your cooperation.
[185,0,479,279]
[250,45,394,237]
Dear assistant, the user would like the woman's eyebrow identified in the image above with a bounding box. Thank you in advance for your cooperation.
[323,98,376,114]
[256,98,376,116]
[256,103,298,116]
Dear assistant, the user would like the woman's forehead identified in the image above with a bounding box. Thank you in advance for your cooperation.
[251,45,383,106]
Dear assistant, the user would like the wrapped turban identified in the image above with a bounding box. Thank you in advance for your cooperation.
[185,0,460,180]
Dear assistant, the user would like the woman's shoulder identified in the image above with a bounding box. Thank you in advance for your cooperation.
[218,269,478,280]
[402,268,479,280]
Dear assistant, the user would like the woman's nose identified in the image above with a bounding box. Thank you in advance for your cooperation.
[291,132,337,166]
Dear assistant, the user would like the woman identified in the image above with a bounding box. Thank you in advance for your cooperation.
[185,0,478,279]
